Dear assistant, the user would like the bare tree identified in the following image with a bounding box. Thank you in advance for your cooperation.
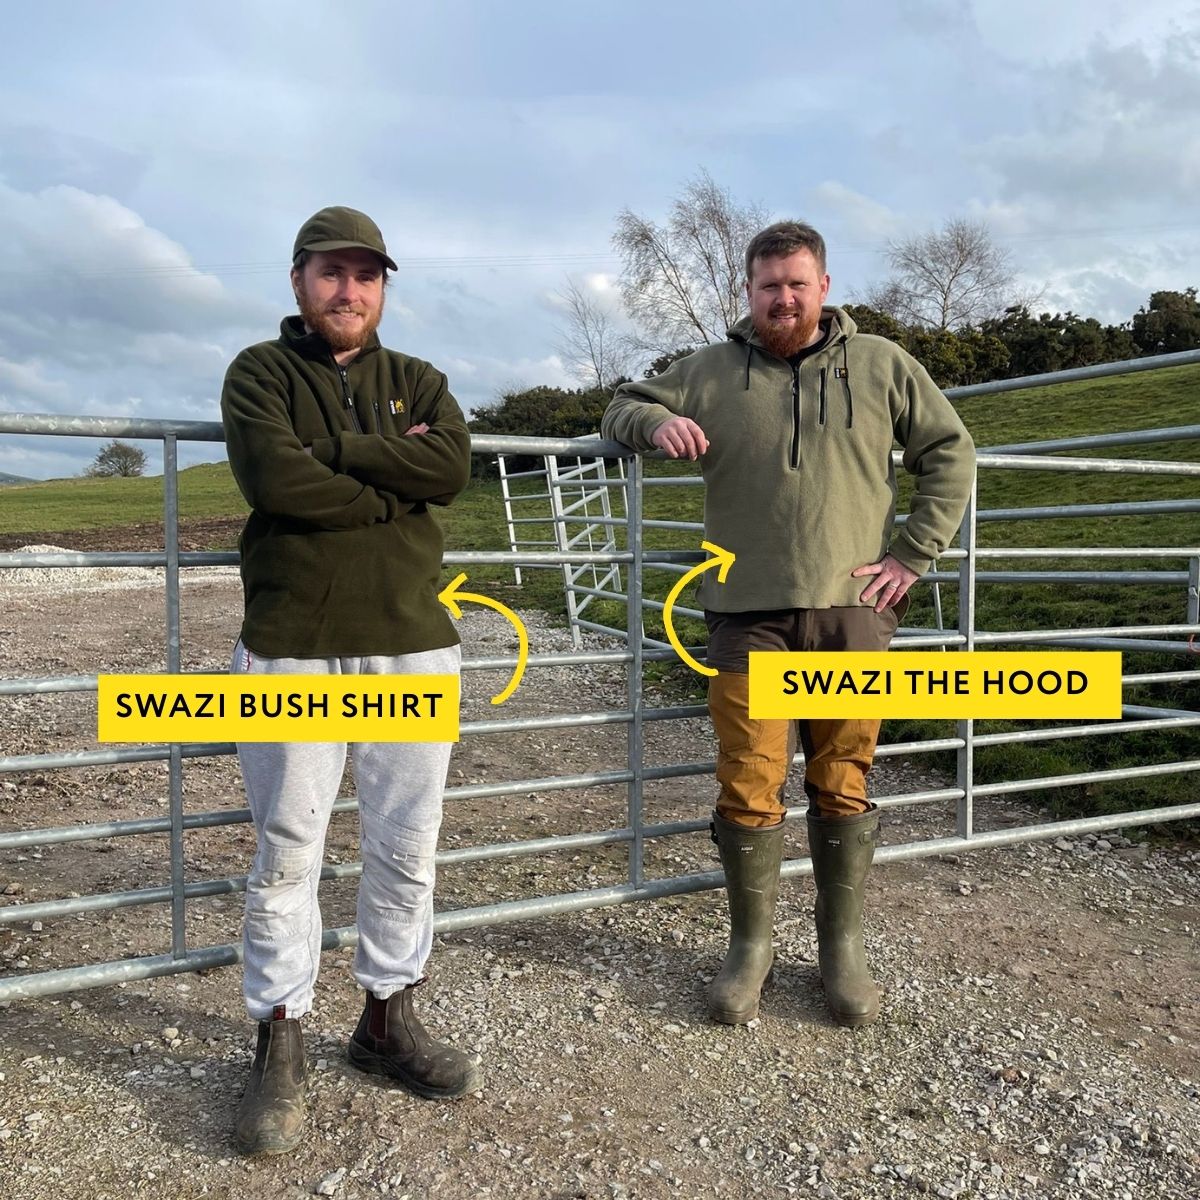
[84,439,147,478]
[613,170,768,350]
[873,218,1018,330]
[554,277,632,389]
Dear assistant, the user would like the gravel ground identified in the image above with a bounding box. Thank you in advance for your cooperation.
[0,552,1197,1199]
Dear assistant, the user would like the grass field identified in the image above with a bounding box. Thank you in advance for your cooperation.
[2,361,1197,829]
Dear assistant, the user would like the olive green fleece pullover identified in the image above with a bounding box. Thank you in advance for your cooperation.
[600,307,975,612]
[221,317,471,657]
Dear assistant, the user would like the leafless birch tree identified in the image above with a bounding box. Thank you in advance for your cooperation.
[869,218,1018,330]
[613,170,768,350]
[554,277,631,389]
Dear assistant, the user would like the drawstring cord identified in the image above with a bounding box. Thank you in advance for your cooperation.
[842,341,854,428]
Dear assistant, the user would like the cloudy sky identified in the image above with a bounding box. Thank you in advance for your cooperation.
[1,0,1197,479]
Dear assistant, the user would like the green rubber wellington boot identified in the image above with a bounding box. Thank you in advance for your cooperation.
[706,812,785,1024]
[808,805,881,1027]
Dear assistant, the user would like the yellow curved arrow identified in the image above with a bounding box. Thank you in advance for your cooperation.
[663,540,736,677]
[438,572,529,705]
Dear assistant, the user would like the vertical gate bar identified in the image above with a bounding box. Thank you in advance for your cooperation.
[163,435,186,957]
[548,455,583,650]
[956,473,978,840]
[497,454,521,586]
[599,456,621,596]
[1187,555,1199,625]
[625,454,645,888]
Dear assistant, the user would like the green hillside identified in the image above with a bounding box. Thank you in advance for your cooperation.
[0,461,248,534]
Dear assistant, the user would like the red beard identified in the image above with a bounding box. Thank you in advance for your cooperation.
[295,283,384,353]
[753,309,822,358]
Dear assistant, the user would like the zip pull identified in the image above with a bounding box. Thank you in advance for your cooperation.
[337,365,363,433]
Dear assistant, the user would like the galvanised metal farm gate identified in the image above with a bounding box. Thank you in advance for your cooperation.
[0,349,1197,1001]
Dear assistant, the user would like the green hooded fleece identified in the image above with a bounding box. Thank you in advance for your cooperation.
[600,307,975,612]
[221,317,471,658]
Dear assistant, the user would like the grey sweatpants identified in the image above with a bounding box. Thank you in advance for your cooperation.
[232,640,459,1020]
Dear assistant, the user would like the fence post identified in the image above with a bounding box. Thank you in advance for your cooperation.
[162,435,187,958]
[624,455,645,888]
[956,472,979,840]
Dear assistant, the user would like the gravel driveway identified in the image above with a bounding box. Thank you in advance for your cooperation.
[0,553,1196,1199]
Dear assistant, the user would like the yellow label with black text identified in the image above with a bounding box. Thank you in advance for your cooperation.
[97,675,460,742]
[748,652,1122,720]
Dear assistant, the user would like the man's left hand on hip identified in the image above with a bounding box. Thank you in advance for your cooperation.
[851,554,919,613]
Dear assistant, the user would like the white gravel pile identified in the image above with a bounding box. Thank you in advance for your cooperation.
[0,544,238,593]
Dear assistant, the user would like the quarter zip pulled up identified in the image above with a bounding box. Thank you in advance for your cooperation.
[336,364,363,433]
[790,362,802,469]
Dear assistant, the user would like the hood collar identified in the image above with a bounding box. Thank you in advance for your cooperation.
[279,315,382,361]
[727,305,857,350]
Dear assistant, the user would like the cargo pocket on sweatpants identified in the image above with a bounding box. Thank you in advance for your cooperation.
[359,811,439,929]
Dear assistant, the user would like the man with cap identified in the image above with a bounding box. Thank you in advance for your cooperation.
[221,206,480,1156]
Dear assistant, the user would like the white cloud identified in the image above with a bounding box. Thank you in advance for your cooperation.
[0,184,272,343]
[0,183,276,454]
[0,439,93,482]
[0,357,69,406]
[970,0,1200,64]
[808,183,905,246]
[980,32,1200,215]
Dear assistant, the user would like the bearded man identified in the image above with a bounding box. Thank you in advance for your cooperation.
[601,221,974,1029]
[221,206,479,1156]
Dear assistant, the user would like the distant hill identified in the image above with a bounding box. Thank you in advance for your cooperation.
[0,471,35,485]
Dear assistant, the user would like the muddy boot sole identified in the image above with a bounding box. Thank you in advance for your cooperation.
[347,1036,482,1100]
[707,964,774,1024]
[234,1124,304,1157]
[828,996,881,1028]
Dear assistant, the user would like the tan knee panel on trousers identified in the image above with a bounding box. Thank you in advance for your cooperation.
[710,674,881,825]
[798,719,881,818]
[709,672,791,828]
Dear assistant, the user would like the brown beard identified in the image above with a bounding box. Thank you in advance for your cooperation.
[295,281,384,353]
[754,310,822,358]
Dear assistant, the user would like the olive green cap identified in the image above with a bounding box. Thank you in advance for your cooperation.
[292,206,398,271]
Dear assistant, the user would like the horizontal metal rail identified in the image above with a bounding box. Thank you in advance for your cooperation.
[3,798,1198,1003]
[1,708,1192,859]
[984,424,1200,456]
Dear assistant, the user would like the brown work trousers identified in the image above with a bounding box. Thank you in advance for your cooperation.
[705,604,905,827]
